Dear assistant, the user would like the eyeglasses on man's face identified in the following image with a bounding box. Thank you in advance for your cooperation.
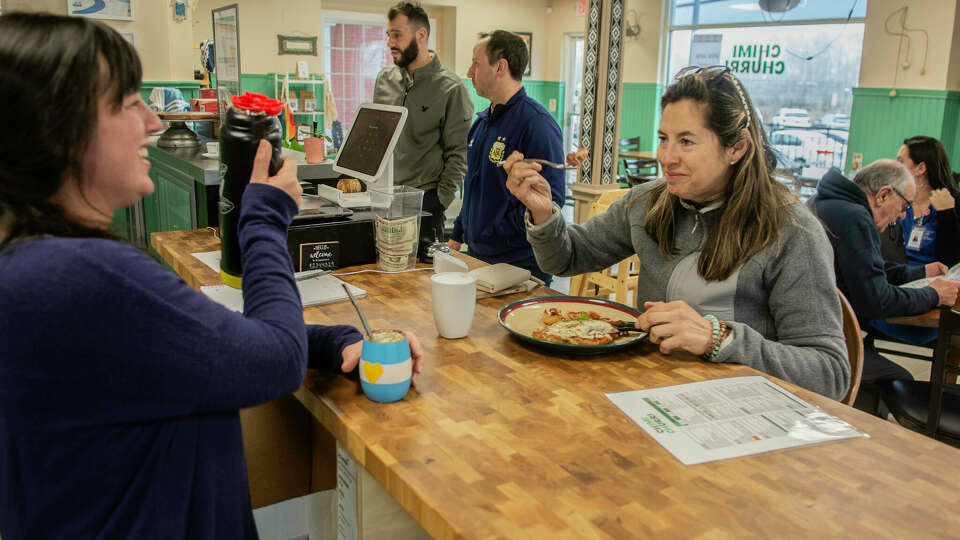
[889,184,912,214]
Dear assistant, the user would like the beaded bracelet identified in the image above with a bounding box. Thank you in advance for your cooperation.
[703,314,720,359]
[702,315,731,360]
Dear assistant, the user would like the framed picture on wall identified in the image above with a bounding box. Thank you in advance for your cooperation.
[516,31,532,77]
[118,29,137,50]
[212,4,242,98]
[67,0,135,21]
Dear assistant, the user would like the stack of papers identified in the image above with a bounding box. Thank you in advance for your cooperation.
[191,250,365,312]
[201,274,365,312]
[901,261,960,289]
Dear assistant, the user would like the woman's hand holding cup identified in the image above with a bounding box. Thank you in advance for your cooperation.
[340,330,424,384]
[503,150,554,225]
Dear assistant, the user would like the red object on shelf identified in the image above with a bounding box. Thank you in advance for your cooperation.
[199,88,217,99]
[577,0,587,15]
[230,92,284,116]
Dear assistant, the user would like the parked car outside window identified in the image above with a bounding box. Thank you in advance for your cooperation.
[771,128,846,170]
[815,113,850,130]
[770,107,811,128]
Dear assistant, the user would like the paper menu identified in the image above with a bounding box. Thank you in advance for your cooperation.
[901,261,960,289]
[606,376,867,465]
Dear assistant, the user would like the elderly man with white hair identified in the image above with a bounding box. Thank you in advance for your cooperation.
[809,160,960,414]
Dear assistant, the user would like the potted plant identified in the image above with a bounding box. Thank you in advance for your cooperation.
[304,122,332,164]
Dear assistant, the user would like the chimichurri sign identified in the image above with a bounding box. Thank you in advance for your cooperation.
[725,43,785,75]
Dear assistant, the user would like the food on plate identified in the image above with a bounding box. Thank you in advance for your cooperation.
[565,148,589,167]
[531,308,627,345]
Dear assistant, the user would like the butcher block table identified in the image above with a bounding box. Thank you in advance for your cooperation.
[153,228,960,539]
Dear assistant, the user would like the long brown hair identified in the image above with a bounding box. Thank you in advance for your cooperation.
[903,135,959,194]
[642,68,792,281]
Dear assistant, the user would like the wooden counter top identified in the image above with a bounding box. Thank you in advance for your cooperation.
[154,229,960,539]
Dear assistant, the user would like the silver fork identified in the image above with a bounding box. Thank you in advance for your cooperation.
[494,158,577,170]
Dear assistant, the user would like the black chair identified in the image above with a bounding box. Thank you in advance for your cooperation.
[880,307,960,447]
[618,136,657,185]
[618,136,641,153]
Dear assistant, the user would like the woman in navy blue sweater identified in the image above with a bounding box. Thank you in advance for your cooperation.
[0,13,422,539]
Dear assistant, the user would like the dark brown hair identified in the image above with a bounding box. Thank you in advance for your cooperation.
[477,30,528,81]
[642,69,792,281]
[388,2,430,36]
[903,135,959,194]
[0,12,142,250]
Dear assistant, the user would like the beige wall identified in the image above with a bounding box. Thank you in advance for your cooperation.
[859,0,960,90]
[5,0,196,81]
[191,0,458,78]
[193,0,326,76]
[453,0,561,81]
[621,0,662,84]
[947,2,960,90]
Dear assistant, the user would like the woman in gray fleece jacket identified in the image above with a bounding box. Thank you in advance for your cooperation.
[503,66,850,400]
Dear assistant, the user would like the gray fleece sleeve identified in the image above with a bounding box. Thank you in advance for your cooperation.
[526,188,642,276]
[713,210,851,401]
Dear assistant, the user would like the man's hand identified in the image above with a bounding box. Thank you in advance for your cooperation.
[931,188,956,212]
[250,139,301,209]
[447,239,462,252]
[503,151,554,224]
[926,261,949,277]
[929,278,960,307]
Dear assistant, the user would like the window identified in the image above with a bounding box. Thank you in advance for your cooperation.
[323,11,393,135]
[665,1,866,180]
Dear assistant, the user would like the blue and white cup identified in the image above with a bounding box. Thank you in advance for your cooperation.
[359,330,412,403]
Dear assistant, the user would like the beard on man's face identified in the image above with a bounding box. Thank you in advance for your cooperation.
[392,39,419,68]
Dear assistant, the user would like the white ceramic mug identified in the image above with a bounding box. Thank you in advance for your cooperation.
[431,272,476,339]
[206,141,219,155]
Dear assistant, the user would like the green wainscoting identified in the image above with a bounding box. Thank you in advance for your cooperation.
[849,87,960,171]
[619,82,661,152]
[241,73,276,97]
[462,79,565,127]
[140,81,202,104]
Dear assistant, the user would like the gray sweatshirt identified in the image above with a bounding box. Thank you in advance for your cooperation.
[526,180,850,400]
[373,53,473,208]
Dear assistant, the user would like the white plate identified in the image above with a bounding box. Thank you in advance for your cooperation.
[202,152,220,159]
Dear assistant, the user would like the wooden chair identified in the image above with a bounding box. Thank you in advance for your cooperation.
[880,307,960,446]
[838,288,864,406]
[568,189,639,306]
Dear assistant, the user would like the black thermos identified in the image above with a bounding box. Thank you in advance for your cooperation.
[218,92,285,288]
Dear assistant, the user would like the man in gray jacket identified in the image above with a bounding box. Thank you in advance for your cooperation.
[373,2,473,253]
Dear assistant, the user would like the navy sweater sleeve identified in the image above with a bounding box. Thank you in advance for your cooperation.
[3,184,358,419]
[883,259,926,285]
[832,206,938,321]
[308,324,362,372]
[491,112,566,243]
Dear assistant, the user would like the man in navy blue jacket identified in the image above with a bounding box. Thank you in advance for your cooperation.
[809,160,959,413]
[448,30,566,285]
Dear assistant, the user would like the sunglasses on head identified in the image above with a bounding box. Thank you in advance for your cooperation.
[674,65,731,82]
